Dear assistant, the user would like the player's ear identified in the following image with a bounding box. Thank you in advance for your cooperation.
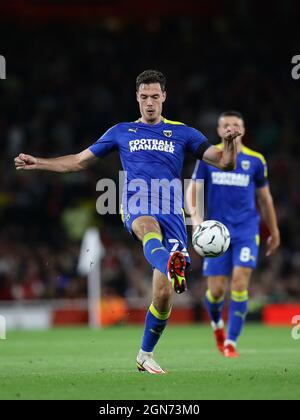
[217,125,222,137]
[136,91,140,103]
[162,91,167,103]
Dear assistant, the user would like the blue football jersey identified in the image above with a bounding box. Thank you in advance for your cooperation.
[90,118,210,215]
[192,145,268,238]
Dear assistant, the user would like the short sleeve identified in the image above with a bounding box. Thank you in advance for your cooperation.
[186,127,212,159]
[89,125,118,158]
[255,156,268,188]
[192,160,207,181]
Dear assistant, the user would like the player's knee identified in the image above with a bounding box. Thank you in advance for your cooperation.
[231,268,252,292]
[208,277,227,299]
[209,286,226,300]
[132,216,161,241]
[231,282,248,293]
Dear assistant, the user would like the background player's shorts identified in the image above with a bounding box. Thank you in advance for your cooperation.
[122,209,190,266]
[203,233,260,277]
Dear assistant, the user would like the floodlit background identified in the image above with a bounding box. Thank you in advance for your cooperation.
[0,0,300,329]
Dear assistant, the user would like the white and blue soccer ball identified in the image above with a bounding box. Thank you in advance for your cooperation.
[192,220,231,258]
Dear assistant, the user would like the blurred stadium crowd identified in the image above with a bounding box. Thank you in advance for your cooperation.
[0,3,299,308]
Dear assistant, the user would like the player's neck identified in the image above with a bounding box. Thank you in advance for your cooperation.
[139,116,163,125]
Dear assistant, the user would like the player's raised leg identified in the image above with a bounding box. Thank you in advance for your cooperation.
[137,269,173,374]
[132,216,187,294]
[225,266,252,358]
[132,215,186,373]
[205,275,228,353]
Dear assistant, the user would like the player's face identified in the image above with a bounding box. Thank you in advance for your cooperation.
[218,116,245,141]
[137,83,166,124]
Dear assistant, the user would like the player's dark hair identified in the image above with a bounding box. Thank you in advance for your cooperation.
[219,111,245,122]
[136,70,166,92]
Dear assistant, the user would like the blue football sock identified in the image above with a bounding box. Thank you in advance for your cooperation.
[227,291,249,343]
[141,303,171,352]
[205,290,225,325]
[143,232,170,276]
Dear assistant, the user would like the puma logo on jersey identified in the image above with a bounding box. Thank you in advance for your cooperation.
[128,128,138,133]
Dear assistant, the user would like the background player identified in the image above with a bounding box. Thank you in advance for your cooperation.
[14,71,240,373]
[187,111,280,358]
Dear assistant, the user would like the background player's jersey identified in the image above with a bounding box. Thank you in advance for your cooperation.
[90,118,210,215]
[192,144,268,238]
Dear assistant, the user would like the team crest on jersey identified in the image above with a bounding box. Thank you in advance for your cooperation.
[241,160,251,171]
[163,130,172,138]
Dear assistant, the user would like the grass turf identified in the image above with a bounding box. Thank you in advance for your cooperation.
[0,324,299,400]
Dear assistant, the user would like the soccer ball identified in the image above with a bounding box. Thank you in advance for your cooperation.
[192,220,231,258]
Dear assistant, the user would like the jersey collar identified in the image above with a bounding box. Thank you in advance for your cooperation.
[135,117,165,126]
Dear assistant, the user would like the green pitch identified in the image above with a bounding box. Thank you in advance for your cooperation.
[0,324,299,400]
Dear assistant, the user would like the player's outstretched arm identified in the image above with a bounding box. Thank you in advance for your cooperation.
[257,185,281,256]
[14,148,98,173]
[202,127,240,171]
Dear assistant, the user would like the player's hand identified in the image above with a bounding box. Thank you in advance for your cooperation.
[266,231,281,256]
[223,127,241,142]
[14,153,38,171]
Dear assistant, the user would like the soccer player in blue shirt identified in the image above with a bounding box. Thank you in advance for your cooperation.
[187,111,280,358]
[15,70,241,373]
